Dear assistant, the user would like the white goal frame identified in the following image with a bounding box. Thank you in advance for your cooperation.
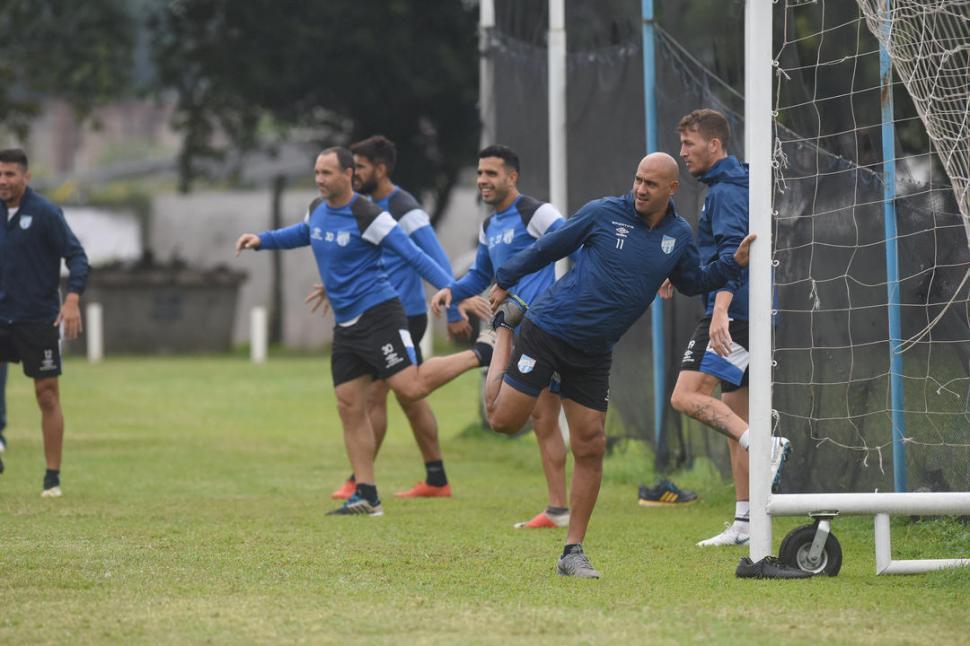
[745,0,970,575]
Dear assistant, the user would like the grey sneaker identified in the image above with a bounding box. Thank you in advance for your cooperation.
[472,327,497,367]
[556,546,601,579]
[770,436,792,493]
[491,294,528,331]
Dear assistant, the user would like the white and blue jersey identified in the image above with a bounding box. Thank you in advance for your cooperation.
[449,195,564,306]
[495,194,742,354]
[696,155,749,320]
[375,187,460,322]
[257,193,452,325]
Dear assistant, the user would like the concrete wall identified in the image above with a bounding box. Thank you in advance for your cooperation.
[149,178,483,350]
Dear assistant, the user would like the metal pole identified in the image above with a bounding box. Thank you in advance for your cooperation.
[880,0,908,492]
[549,0,570,441]
[479,0,496,149]
[642,0,665,454]
[745,0,774,562]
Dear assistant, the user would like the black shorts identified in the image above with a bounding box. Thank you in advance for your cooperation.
[679,316,750,393]
[0,321,62,379]
[504,318,611,411]
[331,299,417,386]
[407,313,427,365]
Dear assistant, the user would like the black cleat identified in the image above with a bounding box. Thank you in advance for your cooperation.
[736,556,813,579]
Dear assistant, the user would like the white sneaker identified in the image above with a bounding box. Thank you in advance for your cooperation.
[41,486,62,498]
[770,436,792,493]
[697,522,750,547]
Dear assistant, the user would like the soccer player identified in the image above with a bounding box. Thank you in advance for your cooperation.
[667,109,789,547]
[481,152,753,577]
[431,144,571,530]
[321,135,484,499]
[0,148,89,496]
[236,147,488,516]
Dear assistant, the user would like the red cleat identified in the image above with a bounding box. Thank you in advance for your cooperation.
[394,481,452,498]
[330,479,356,500]
[514,511,570,529]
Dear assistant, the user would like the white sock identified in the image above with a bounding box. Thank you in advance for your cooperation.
[738,429,750,450]
[735,501,750,520]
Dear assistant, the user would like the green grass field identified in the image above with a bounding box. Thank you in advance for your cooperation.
[1,356,969,644]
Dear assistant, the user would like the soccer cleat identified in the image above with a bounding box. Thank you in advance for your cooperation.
[330,478,356,500]
[514,510,570,529]
[697,522,750,547]
[0,433,6,453]
[556,546,601,579]
[394,481,452,498]
[637,479,698,506]
[472,327,497,367]
[42,471,61,498]
[491,294,528,331]
[769,436,792,493]
[736,555,813,579]
[326,493,384,516]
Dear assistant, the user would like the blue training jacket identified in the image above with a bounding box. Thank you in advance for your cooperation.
[258,193,452,325]
[0,187,89,324]
[697,156,749,320]
[495,194,741,354]
[449,195,564,307]
[374,187,460,322]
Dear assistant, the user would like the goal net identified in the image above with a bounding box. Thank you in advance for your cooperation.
[770,0,970,493]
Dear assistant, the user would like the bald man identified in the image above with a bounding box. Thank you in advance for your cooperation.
[482,153,755,578]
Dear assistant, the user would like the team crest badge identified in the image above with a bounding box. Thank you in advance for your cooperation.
[517,354,536,374]
[19,214,32,230]
[503,228,515,244]
[336,231,350,247]
[661,235,676,254]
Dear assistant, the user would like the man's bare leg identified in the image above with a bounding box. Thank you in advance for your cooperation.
[388,350,480,404]
[532,390,567,509]
[670,370,747,442]
[561,399,606,547]
[35,377,63,470]
[334,376,377,485]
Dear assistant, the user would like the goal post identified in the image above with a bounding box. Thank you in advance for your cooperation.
[747,0,970,574]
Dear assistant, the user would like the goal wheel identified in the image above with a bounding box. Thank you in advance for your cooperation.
[779,523,843,576]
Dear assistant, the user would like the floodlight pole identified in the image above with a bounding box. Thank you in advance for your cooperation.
[745,0,774,562]
[641,0,666,456]
[879,0,908,492]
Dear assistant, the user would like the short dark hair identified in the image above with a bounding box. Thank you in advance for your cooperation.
[349,135,397,175]
[319,146,355,171]
[0,148,29,170]
[677,109,731,150]
[479,145,520,173]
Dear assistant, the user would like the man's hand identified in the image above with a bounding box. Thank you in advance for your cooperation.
[732,234,757,268]
[658,279,673,300]
[458,296,492,322]
[56,293,83,340]
[235,233,261,256]
[430,287,453,316]
[708,307,732,357]
[447,320,472,340]
[488,285,509,311]
[304,283,329,316]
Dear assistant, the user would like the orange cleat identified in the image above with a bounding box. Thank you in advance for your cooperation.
[394,481,452,498]
[514,511,570,529]
[330,479,356,500]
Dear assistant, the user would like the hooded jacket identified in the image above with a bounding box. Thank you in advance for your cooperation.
[0,187,89,324]
[697,155,749,321]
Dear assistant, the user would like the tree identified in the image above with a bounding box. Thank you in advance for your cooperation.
[0,0,135,140]
[149,0,480,223]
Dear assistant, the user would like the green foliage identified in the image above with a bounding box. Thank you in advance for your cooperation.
[2,356,970,642]
[148,0,480,218]
[0,0,135,140]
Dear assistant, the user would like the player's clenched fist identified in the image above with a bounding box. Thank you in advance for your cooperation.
[235,233,261,256]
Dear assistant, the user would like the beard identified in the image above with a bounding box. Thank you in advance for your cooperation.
[355,175,378,195]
